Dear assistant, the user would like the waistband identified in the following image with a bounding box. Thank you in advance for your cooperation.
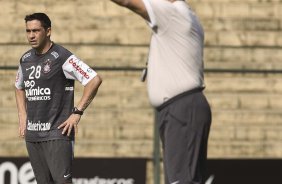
[156,87,205,111]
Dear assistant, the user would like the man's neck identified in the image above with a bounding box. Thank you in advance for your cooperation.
[36,41,53,55]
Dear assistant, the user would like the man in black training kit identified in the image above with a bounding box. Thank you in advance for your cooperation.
[15,13,102,184]
[110,0,212,184]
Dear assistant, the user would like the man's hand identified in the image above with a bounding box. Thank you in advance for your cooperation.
[18,121,26,138]
[58,114,81,136]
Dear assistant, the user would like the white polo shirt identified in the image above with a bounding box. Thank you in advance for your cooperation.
[142,0,205,107]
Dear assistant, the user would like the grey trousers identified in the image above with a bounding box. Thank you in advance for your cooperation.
[156,90,212,184]
[26,140,74,184]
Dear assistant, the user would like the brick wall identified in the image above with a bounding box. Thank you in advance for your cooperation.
[1,0,282,183]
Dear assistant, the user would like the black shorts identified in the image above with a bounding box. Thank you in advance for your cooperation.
[26,139,74,184]
[156,90,212,184]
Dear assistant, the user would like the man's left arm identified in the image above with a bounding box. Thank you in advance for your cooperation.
[77,75,102,112]
[58,75,102,136]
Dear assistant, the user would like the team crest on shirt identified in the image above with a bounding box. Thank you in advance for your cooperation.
[42,59,52,74]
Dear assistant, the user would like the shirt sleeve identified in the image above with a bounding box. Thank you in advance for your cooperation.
[142,0,175,31]
[15,65,24,89]
[62,55,97,86]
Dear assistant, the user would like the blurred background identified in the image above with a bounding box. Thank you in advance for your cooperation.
[1,0,282,183]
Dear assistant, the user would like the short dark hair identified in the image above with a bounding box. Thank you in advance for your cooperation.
[25,13,51,30]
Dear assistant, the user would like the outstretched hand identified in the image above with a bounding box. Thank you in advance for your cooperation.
[58,114,81,136]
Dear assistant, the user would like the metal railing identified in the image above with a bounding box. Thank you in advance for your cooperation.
[3,65,282,74]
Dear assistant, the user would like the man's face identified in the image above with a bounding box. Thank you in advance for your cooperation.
[25,20,50,50]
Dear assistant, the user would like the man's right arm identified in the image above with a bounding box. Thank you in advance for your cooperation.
[15,65,27,138]
[15,88,27,138]
[110,0,150,21]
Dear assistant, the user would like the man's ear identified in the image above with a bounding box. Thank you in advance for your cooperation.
[46,27,51,37]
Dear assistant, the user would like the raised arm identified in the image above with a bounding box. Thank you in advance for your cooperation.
[110,0,150,21]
